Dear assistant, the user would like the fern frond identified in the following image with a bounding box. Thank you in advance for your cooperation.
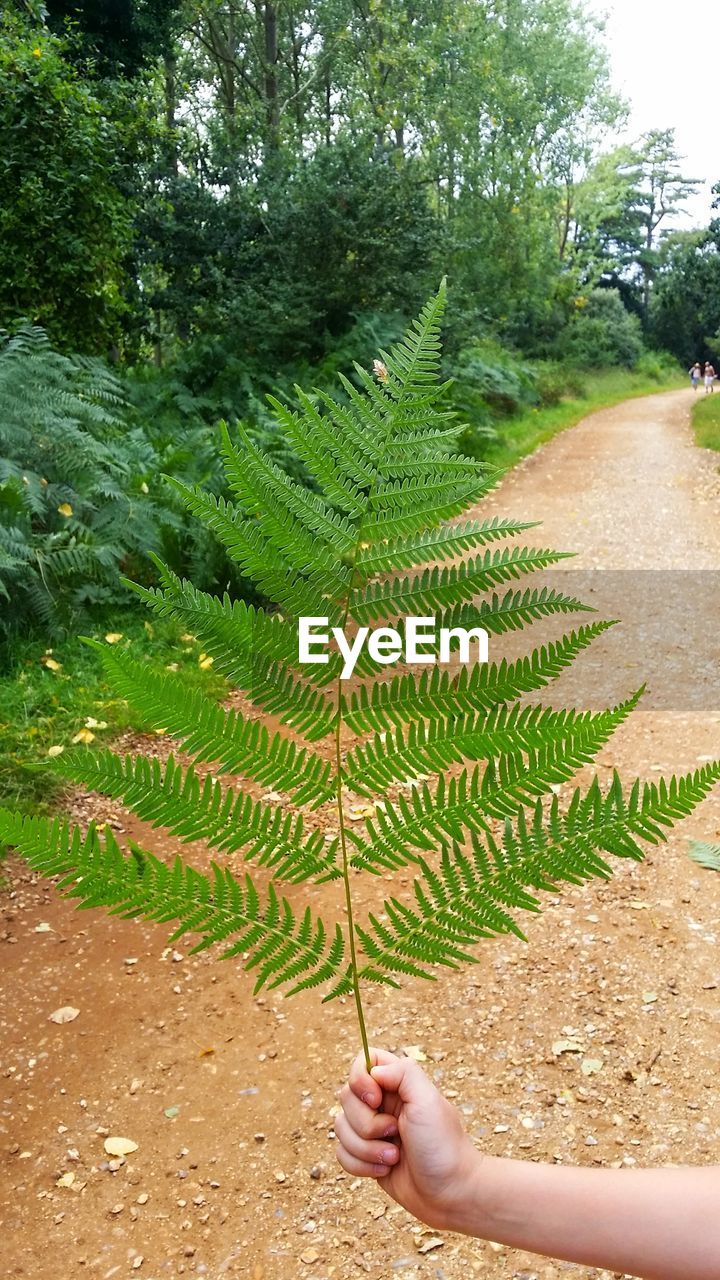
[344,696,640,796]
[351,546,573,622]
[325,761,720,998]
[446,586,594,635]
[125,562,339,728]
[361,475,498,542]
[0,810,342,992]
[54,749,338,882]
[353,517,540,577]
[266,390,371,512]
[162,478,340,619]
[220,423,356,580]
[342,621,616,734]
[83,641,334,806]
[8,290,719,1048]
[347,692,643,871]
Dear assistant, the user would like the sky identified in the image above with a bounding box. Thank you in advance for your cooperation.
[597,0,717,229]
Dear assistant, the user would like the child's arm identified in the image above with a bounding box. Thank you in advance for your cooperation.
[335,1048,720,1280]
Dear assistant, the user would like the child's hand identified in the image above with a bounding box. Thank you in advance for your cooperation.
[335,1047,482,1231]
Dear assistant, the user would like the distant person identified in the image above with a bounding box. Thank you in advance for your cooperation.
[689,362,702,391]
[704,362,716,393]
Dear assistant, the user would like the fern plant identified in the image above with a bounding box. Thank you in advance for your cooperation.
[1,285,718,1069]
[0,325,184,636]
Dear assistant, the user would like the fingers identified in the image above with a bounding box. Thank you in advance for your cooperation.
[335,1111,400,1168]
[339,1083,399,1141]
[335,1144,393,1179]
[334,1110,399,1179]
[348,1047,399,1110]
[370,1057,438,1110]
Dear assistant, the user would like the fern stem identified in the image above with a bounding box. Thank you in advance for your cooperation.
[335,714,372,1073]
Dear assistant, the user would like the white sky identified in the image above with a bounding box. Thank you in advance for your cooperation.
[597,0,717,228]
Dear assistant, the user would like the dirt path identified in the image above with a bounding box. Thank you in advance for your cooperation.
[2,389,720,1280]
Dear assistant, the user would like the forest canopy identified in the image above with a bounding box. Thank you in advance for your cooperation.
[3,0,710,368]
[1,0,717,641]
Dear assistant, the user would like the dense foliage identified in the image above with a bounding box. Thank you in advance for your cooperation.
[2,0,705,375]
[2,0,717,647]
[0,16,138,350]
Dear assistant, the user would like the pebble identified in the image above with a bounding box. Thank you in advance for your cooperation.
[137,1193,149,1205]
[109,1202,124,1215]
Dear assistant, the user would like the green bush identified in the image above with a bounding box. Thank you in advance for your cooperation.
[528,360,587,406]
[0,15,135,351]
[559,289,645,369]
[634,350,680,382]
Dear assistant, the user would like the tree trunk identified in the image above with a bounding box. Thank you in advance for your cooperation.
[164,53,178,177]
[263,2,280,154]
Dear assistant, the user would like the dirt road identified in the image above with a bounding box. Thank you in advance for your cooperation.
[2,388,720,1280]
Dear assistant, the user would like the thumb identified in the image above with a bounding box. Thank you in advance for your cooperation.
[370,1057,437,1109]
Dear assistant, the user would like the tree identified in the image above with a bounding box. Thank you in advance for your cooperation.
[573,131,700,320]
[561,288,644,368]
[45,0,182,77]
[649,231,720,366]
[0,15,136,351]
[633,130,701,317]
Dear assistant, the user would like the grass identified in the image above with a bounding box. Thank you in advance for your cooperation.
[691,389,720,452]
[481,367,685,471]
[0,615,227,819]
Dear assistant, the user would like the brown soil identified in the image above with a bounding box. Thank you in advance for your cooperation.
[2,389,720,1280]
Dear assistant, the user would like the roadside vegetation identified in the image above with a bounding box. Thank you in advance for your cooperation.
[692,393,720,453]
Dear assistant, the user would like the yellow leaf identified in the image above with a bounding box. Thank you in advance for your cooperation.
[72,728,95,745]
[56,1172,75,1188]
[104,633,123,644]
[85,717,107,730]
[198,654,214,669]
[140,481,149,494]
[104,1136,138,1157]
[47,745,65,758]
[180,633,195,643]
[57,503,73,518]
[41,656,62,671]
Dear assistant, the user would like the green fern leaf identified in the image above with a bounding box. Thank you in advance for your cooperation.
[3,287,718,1051]
[82,640,334,806]
[342,621,616,734]
[0,809,341,991]
[54,748,338,882]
